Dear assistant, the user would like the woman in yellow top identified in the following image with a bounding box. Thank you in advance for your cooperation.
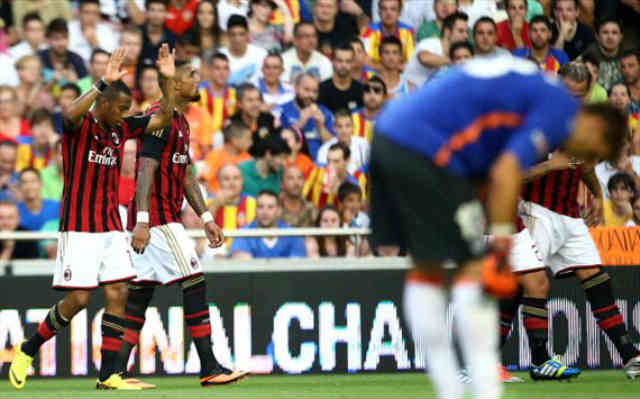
[603,172,635,227]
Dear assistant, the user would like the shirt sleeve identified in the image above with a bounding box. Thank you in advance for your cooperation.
[122,114,152,140]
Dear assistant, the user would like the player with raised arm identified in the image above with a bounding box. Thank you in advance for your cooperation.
[113,60,249,388]
[371,55,627,398]
[9,45,177,391]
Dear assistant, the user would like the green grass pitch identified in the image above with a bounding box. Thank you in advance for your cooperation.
[0,371,639,398]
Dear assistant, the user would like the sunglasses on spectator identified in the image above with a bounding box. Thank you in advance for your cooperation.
[364,84,384,94]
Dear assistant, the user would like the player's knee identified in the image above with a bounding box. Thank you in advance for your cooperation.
[575,266,602,281]
[520,271,549,298]
[65,290,91,311]
[103,282,129,306]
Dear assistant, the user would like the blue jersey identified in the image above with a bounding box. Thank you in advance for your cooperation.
[375,56,579,177]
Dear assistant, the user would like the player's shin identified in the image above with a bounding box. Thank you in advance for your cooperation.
[404,270,463,399]
[114,283,155,373]
[22,302,71,357]
[99,313,127,381]
[498,286,523,348]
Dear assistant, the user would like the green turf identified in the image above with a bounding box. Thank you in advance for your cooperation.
[0,371,639,398]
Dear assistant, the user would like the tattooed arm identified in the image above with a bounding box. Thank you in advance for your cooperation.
[184,166,225,248]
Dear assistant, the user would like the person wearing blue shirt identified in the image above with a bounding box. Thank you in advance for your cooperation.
[16,168,60,231]
[371,55,627,399]
[512,16,569,75]
[231,190,306,259]
[0,141,20,202]
[279,73,334,159]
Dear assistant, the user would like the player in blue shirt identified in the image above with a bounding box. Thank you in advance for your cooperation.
[231,190,306,259]
[371,55,627,399]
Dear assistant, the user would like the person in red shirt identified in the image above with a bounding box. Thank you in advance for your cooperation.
[166,0,200,35]
[496,0,531,51]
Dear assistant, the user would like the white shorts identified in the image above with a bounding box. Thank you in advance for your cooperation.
[131,223,203,285]
[509,228,545,274]
[53,231,137,290]
[519,201,601,276]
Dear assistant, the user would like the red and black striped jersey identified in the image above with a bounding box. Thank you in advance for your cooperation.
[128,107,191,228]
[60,112,150,232]
[522,167,583,218]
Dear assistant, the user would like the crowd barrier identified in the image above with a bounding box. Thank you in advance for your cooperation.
[0,258,639,378]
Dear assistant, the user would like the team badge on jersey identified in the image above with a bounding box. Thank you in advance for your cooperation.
[111,131,120,146]
[63,268,72,281]
[191,257,198,269]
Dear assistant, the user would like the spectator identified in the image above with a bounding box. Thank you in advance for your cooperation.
[253,54,295,116]
[350,38,376,82]
[0,141,19,201]
[281,126,315,178]
[220,15,268,86]
[513,15,569,75]
[449,40,474,62]
[306,206,355,257]
[404,12,469,90]
[133,65,163,113]
[551,0,595,60]
[38,18,88,87]
[9,12,47,62]
[313,0,358,53]
[165,0,199,35]
[118,24,144,89]
[280,73,334,159]
[69,0,119,63]
[231,190,306,259]
[231,83,277,152]
[626,195,640,226]
[559,60,591,101]
[377,36,408,98]
[581,49,608,103]
[280,165,317,227]
[218,0,250,31]
[281,22,333,84]
[248,0,294,53]
[318,43,364,113]
[40,138,63,201]
[16,109,55,172]
[11,1,71,40]
[303,142,362,208]
[52,83,80,134]
[621,50,640,107]
[416,0,458,41]
[14,55,55,116]
[595,139,640,200]
[340,0,371,31]
[472,17,510,57]
[351,75,386,143]
[496,0,531,51]
[609,82,633,114]
[361,0,415,67]
[0,200,40,261]
[457,0,498,29]
[174,30,201,65]
[16,167,59,231]
[337,181,369,228]
[371,0,432,32]
[209,164,256,241]
[202,120,252,193]
[140,0,177,65]
[0,86,31,144]
[603,172,635,226]
[196,53,237,150]
[76,49,111,94]
[188,0,224,61]
[316,109,369,173]
[579,18,623,91]
[239,133,290,196]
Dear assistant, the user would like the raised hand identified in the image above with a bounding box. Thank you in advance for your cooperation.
[103,48,128,84]
[156,43,176,79]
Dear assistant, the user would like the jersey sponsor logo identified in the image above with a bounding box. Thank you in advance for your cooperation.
[172,152,189,164]
[88,147,118,166]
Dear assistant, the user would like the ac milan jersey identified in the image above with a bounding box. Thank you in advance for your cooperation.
[60,112,150,232]
[128,107,191,228]
[522,167,583,218]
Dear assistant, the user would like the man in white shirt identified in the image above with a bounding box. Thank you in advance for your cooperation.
[372,0,433,31]
[403,12,468,89]
[281,22,333,84]
[69,0,119,63]
[9,13,48,62]
[218,0,250,30]
[252,53,295,118]
[220,15,267,86]
[316,109,369,173]
[472,16,510,57]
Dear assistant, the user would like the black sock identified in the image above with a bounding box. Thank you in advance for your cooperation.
[115,283,155,374]
[99,313,127,382]
[498,287,522,348]
[521,297,551,366]
[582,271,639,364]
[182,276,220,375]
[23,303,70,357]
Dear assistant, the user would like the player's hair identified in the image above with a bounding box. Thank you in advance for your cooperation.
[596,17,622,34]
[29,108,54,127]
[337,181,362,203]
[208,52,229,65]
[379,35,402,54]
[621,49,640,64]
[61,82,81,98]
[333,108,353,122]
[294,21,315,37]
[101,80,132,101]
[90,48,110,64]
[365,75,387,94]
[442,11,468,33]
[472,16,497,37]
[582,103,628,163]
[529,15,553,31]
[257,189,281,205]
[227,14,249,31]
[19,166,41,181]
[22,12,42,28]
[559,61,592,87]
[449,40,474,59]
[608,82,631,98]
[46,18,68,37]
[14,54,40,70]
[145,0,169,8]
[236,83,262,103]
[608,172,636,195]
[328,142,351,160]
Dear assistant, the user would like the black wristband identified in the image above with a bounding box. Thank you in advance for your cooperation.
[93,79,108,93]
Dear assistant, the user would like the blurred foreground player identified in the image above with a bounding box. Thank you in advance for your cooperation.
[117,60,249,388]
[9,46,177,391]
[371,55,626,399]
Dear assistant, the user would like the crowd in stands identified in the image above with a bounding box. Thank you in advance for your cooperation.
[0,0,639,260]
